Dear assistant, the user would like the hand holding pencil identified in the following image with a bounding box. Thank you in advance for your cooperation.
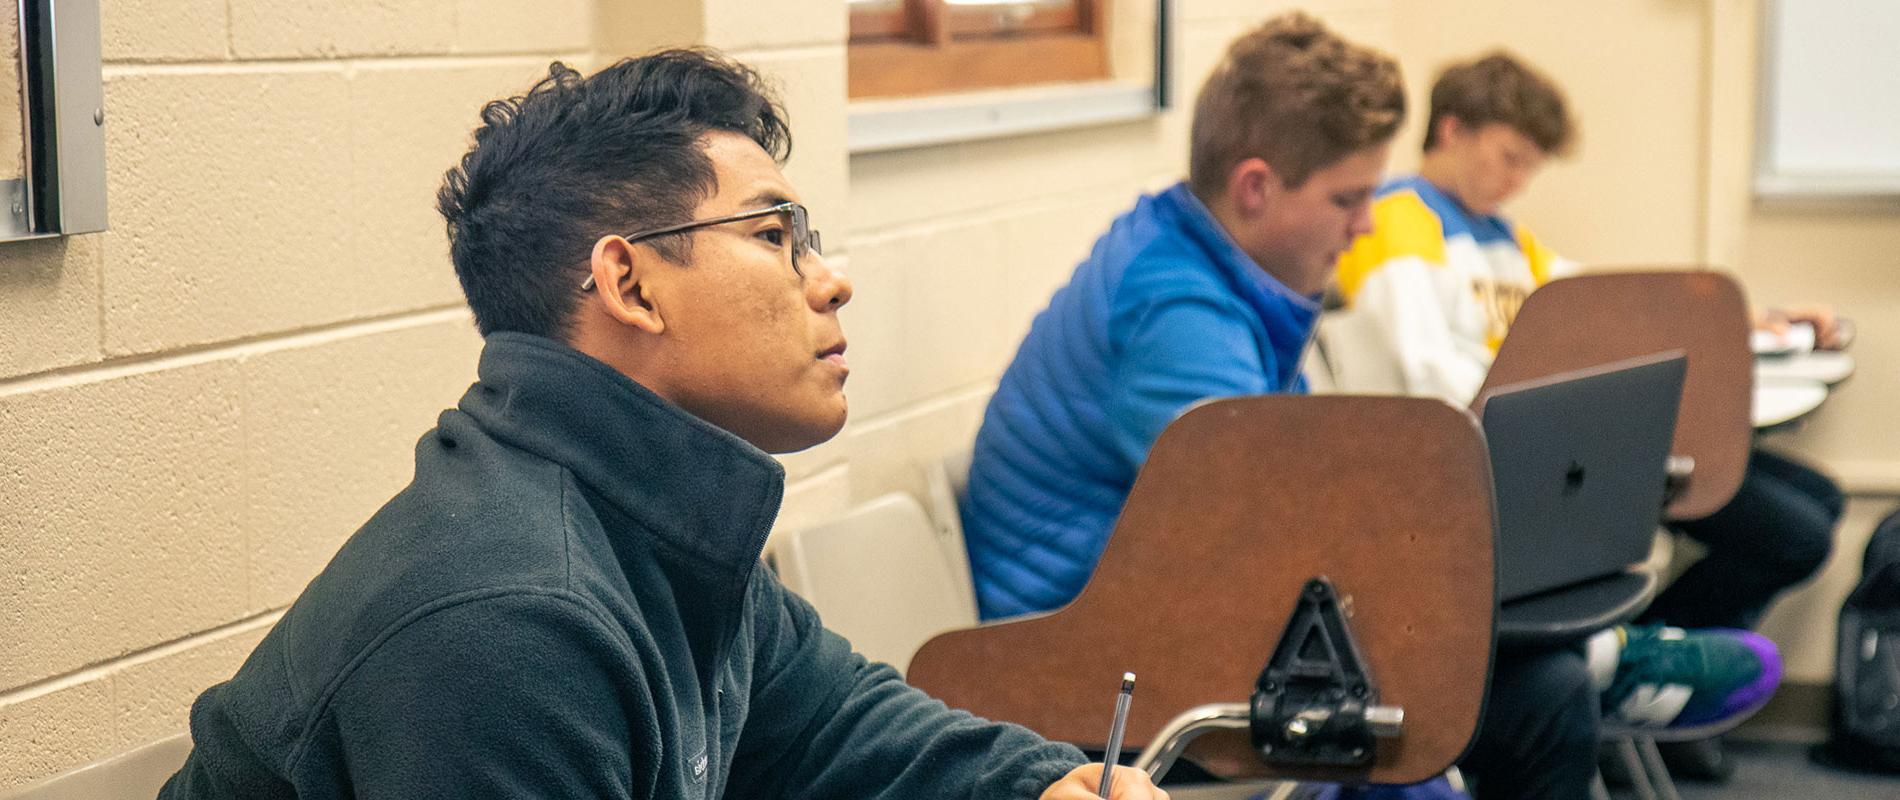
[1038,672,1169,800]
[1038,765,1168,800]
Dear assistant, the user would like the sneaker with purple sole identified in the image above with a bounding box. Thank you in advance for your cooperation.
[1593,624,1782,729]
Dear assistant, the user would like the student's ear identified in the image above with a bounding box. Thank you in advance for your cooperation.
[1227,157,1277,216]
[1434,114,1468,149]
[588,235,666,335]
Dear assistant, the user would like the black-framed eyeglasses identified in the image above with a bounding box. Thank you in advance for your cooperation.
[580,201,823,290]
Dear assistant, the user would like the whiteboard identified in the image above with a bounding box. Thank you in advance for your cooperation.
[1756,0,1900,198]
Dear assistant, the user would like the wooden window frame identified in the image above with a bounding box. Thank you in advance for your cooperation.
[849,0,1111,101]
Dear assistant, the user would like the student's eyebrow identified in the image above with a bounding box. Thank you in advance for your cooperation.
[741,189,794,208]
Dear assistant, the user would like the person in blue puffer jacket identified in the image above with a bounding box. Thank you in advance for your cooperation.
[963,13,1595,800]
[962,14,1402,621]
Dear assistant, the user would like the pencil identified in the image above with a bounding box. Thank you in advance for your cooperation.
[1098,672,1136,798]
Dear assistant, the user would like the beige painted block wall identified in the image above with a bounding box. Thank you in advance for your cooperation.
[804,0,1396,522]
[12,0,1888,788]
[1386,0,1708,265]
[1702,0,1900,493]
[0,0,584,787]
[0,2,1397,785]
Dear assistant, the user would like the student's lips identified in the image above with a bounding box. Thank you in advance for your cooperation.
[817,342,848,371]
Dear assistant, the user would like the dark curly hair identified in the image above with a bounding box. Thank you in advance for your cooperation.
[1424,51,1573,156]
[436,49,791,338]
[1188,12,1405,198]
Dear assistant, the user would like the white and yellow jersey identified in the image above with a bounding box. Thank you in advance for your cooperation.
[1333,175,1576,404]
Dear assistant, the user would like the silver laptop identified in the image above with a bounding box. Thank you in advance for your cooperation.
[1478,351,1687,602]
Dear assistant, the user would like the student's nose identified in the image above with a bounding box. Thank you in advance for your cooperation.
[805,254,853,311]
[1348,203,1376,239]
[1502,167,1533,201]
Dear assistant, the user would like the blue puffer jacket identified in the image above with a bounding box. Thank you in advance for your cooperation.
[962,183,1320,620]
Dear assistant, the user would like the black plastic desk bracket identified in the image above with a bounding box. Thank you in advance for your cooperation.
[1251,577,1404,768]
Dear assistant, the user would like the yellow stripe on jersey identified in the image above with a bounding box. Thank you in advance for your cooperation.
[1517,226,1556,287]
[1335,190,1447,302]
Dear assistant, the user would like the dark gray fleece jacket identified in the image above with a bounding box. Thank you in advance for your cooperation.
[160,332,1084,799]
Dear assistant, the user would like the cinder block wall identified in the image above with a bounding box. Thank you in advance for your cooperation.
[773,0,1395,536]
[24,0,1894,786]
[5,0,1551,788]
[0,1,1396,787]
[0,1,590,788]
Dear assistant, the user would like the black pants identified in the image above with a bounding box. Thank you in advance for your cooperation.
[1641,447,1841,630]
[1459,646,1600,800]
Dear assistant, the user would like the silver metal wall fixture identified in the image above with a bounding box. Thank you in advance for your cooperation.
[5,0,105,242]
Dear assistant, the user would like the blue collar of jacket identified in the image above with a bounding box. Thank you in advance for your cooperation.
[459,332,785,576]
[1154,182,1321,383]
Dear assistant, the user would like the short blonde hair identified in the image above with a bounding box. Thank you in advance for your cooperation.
[1188,13,1405,199]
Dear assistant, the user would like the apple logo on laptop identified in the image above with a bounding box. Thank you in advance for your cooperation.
[1563,461,1586,496]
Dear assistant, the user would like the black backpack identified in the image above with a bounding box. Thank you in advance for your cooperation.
[1818,509,1900,772]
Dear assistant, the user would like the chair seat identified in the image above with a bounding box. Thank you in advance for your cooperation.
[1498,568,1657,648]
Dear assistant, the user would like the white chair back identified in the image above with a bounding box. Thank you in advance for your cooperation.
[4,734,190,800]
[774,493,978,673]
[923,448,979,618]
[1313,307,1407,395]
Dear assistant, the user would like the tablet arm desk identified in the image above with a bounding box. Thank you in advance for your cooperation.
[1484,271,1753,648]
[909,396,1497,786]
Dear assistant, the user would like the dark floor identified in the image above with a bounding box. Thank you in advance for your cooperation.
[1668,738,1900,800]
[1166,736,1900,800]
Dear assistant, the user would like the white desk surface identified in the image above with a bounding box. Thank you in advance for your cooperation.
[1756,350,1855,386]
[1753,378,1831,429]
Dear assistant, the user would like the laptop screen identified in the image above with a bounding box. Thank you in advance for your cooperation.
[1478,351,1687,602]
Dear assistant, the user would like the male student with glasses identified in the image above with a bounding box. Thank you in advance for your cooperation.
[160,50,1165,800]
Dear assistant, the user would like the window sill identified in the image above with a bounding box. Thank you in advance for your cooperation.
[847,80,1161,155]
